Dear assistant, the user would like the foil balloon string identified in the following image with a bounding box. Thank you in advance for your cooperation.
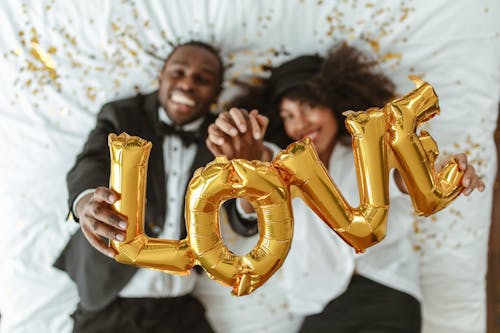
[107,77,465,296]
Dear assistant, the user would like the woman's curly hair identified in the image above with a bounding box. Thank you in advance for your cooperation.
[230,42,396,147]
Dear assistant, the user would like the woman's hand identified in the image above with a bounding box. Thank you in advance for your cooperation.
[445,153,485,196]
[394,153,486,196]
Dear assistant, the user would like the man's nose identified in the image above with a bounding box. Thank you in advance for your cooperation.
[177,75,195,91]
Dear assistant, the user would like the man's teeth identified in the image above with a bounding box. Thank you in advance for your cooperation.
[171,92,195,107]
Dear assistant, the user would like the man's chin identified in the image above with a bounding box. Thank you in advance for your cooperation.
[168,101,195,114]
[165,106,203,125]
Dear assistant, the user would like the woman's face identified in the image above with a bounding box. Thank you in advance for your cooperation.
[279,97,338,163]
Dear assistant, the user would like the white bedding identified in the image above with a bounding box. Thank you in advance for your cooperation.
[0,1,499,332]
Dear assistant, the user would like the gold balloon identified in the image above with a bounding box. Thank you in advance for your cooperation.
[271,76,464,253]
[274,111,389,253]
[105,76,467,294]
[186,156,293,296]
[108,133,195,275]
[384,76,464,215]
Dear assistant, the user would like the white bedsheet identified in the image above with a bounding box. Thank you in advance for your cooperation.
[0,1,499,332]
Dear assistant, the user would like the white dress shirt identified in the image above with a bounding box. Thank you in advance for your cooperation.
[119,108,203,297]
[281,142,421,316]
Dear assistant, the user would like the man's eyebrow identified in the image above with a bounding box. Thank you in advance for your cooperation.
[170,60,218,77]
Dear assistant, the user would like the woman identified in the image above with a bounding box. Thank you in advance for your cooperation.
[206,43,484,333]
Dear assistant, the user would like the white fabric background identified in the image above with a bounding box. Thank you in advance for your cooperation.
[0,1,499,332]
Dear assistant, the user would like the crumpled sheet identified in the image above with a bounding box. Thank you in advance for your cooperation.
[0,1,499,332]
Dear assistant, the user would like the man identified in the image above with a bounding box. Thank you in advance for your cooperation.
[55,41,244,333]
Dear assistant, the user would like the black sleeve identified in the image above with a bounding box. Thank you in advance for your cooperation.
[223,199,258,237]
[66,103,122,220]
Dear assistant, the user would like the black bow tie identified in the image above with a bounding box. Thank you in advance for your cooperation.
[158,122,200,147]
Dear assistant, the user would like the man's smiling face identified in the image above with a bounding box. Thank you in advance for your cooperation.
[158,44,222,125]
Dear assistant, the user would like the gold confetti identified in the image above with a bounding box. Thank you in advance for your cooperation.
[86,87,97,102]
[382,52,402,61]
[400,8,410,22]
[112,22,120,32]
[30,42,58,80]
[368,39,380,52]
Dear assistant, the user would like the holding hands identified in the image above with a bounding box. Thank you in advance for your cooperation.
[206,108,273,162]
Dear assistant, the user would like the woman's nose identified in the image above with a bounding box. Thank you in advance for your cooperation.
[295,114,308,130]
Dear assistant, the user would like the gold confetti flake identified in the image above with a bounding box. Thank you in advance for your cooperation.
[86,87,97,102]
[400,8,410,22]
[368,39,380,52]
[30,42,58,80]
[382,52,402,61]
[112,22,120,32]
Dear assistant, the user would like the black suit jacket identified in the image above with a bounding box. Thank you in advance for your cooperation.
[55,91,257,312]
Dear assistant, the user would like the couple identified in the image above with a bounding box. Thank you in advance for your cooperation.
[55,40,484,333]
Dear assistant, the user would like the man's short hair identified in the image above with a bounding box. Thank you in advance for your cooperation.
[164,40,224,84]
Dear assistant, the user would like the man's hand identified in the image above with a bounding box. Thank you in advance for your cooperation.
[206,108,272,161]
[75,186,128,258]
